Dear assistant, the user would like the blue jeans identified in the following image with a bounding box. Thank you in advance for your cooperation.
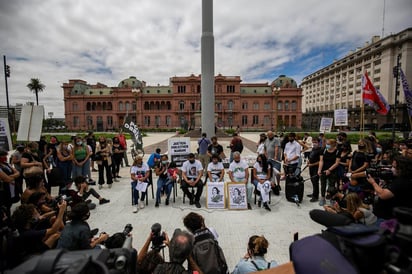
[156,176,173,203]
[72,159,90,179]
[131,180,148,205]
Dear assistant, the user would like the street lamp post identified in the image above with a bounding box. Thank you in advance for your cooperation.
[272,87,280,133]
[132,88,141,127]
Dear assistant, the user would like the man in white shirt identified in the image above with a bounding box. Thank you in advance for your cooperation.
[228,151,253,209]
[283,132,301,175]
[181,153,204,208]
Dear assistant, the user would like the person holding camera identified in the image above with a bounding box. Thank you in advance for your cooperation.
[57,202,109,250]
[136,228,169,273]
[154,229,202,274]
[367,156,412,222]
[12,200,66,260]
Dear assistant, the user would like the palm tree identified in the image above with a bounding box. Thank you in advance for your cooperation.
[27,78,45,106]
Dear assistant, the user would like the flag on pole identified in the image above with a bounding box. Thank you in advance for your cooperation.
[362,72,390,115]
[122,116,143,150]
[400,68,412,117]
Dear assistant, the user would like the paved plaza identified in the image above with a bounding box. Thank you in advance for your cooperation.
[86,132,323,269]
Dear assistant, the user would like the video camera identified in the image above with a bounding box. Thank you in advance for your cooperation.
[365,164,394,182]
[151,223,166,251]
[7,224,137,274]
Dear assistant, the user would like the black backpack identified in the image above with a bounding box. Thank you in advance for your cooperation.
[192,228,228,274]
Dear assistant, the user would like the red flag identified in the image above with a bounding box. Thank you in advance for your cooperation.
[362,72,390,115]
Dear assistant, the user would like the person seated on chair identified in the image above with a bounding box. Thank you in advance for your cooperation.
[155,154,176,207]
[207,153,225,182]
[228,151,253,210]
[71,176,110,208]
[130,156,150,213]
[181,153,204,208]
[252,154,272,211]
[232,235,278,274]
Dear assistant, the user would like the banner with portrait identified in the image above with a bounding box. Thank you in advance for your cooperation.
[206,181,226,209]
[227,183,248,210]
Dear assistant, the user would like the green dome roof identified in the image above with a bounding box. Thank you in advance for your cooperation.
[118,76,143,88]
[271,75,297,88]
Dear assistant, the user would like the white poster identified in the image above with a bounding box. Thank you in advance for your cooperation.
[168,137,191,167]
[0,118,12,151]
[17,105,44,141]
[334,109,348,126]
[319,117,333,133]
[206,181,226,209]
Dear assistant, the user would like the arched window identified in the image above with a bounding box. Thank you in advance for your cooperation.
[118,102,123,111]
[228,100,234,110]
[125,101,130,111]
[179,101,185,111]
[285,101,289,111]
[277,101,283,111]
[291,101,297,111]
[72,102,78,111]
[86,102,91,111]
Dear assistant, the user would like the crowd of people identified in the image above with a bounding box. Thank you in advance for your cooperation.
[1,129,412,273]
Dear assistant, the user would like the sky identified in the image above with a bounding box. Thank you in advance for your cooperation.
[0,0,411,118]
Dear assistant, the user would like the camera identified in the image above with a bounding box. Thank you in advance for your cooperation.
[365,164,394,182]
[123,223,133,236]
[151,223,166,250]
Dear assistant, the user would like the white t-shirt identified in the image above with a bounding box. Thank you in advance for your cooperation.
[253,162,268,180]
[130,163,150,181]
[181,160,203,179]
[229,160,249,182]
[207,162,224,181]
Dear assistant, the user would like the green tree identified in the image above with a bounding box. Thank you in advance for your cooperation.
[27,78,45,106]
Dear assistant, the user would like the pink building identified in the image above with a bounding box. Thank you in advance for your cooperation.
[63,74,302,132]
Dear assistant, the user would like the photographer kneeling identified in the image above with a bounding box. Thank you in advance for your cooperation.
[57,202,109,250]
[367,155,412,224]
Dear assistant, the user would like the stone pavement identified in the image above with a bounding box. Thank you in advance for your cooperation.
[87,132,323,269]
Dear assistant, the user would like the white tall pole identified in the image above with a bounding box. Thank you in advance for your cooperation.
[201,0,215,137]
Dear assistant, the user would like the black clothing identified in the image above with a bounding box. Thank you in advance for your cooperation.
[57,219,92,250]
[373,177,412,220]
[308,147,322,198]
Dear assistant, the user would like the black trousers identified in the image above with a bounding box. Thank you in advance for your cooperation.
[181,180,203,202]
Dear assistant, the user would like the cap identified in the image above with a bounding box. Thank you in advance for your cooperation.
[188,153,195,158]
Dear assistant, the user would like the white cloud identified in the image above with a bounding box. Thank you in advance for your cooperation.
[0,0,411,117]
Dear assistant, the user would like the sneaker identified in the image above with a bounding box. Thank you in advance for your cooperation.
[195,201,201,208]
[98,184,103,190]
[247,203,252,210]
[319,198,326,206]
[108,184,112,189]
[155,202,159,208]
[306,194,313,198]
[117,175,122,178]
[133,205,138,213]
[263,202,271,211]
[139,203,145,209]
[257,200,262,208]
[310,197,319,203]
[99,198,110,205]
[165,199,169,206]
[114,178,119,182]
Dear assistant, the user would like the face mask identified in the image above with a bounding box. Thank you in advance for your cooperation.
[189,160,195,164]
[77,141,83,146]
[358,145,365,150]
[325,144,331,150]
[289,139,294,143]
[162,161,168,165]
[234,160,240,163]
[376,147,382,153]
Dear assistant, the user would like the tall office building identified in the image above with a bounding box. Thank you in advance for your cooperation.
[301,27,412,130]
